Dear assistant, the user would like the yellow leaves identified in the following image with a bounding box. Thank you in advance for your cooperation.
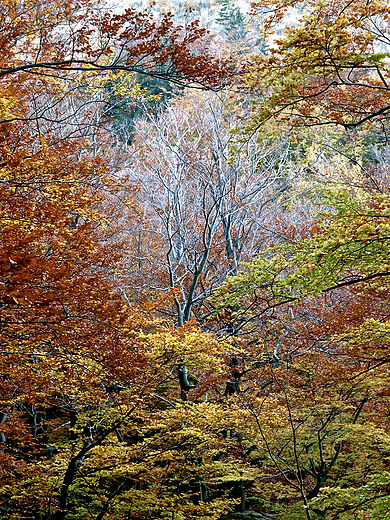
[76,67,161,105]
[141,326,232,372]
[336,317,390,346]
[0,89,19,120]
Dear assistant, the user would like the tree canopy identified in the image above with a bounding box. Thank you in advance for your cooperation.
[2,1,390,520]
[245,0,390,131]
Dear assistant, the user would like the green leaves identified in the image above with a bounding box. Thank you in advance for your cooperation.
[311,471,390,520]
[216,187,390,314]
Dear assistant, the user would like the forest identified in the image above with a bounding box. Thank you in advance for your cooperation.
[1,0,390,519]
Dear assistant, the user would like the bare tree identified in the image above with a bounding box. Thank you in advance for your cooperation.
[121,90,302,326]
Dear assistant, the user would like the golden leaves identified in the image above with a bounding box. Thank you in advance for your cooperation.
[245,0,390,130]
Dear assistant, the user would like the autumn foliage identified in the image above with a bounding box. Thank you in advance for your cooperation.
[2,0,390,519]
[246,0,390,131]
[0,2,234,518]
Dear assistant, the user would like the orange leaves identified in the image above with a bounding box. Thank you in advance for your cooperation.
[0,255,17,273]
[0,0,233,91]
[0,3,240,519]
[376,388,390,397]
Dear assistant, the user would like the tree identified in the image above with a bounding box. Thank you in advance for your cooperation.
[245,0,390,132]
[0,2,246,518]
[0,0,233,89]
[0,115,137,518]
[119,90,300,327]
[220,3,390,506]
[211,143,390,518]
[0,0,234,151]
[216,0,247,42]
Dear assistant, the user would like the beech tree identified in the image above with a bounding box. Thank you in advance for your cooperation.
[0,0,232,88]
[212,105,390,519]
[0,2,245,518]
[245,0,390,131]
[212,159,390,518]
[119,90,301,326]
[208,3,390,513]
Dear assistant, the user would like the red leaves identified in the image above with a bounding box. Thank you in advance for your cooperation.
[0,3,233,517]
[0,0,234,89]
